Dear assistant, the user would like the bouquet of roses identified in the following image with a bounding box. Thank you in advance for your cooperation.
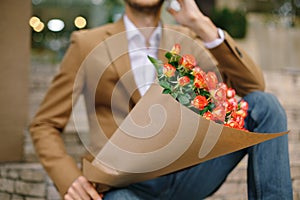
[148,44,248,130]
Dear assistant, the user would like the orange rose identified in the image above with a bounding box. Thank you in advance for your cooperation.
[239,100,248,111]
[194,73,206,89]
[235,109,248,118]
[212,105,226,121]
[205,72,218,90]
[163,63,176,77]
[192,66,204,76]
[226,88,236,98]
[203,111,213,120]
[227,97,238,111]
[170,43,181,55]
[178,76,190,86]
[179,54,196,71]
[211,87,227,102]
[225,120,239,129]
[191,95,208,110]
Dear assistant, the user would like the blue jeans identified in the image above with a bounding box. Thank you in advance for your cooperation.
[104,91,293,200]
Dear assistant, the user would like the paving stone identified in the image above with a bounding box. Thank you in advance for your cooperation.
[0,192,11,200]
[294,180,300,191]
[46,185,60,200]
[0,169,7,178]
[291,165,300,178]
[7,170,19,180]
[11,194,24,200]
[25,197,45,200]
[213,182,247,196]
[227,167,246,182]
[15,181,46,197]
[0,178,14,193]
[20,170,45,182]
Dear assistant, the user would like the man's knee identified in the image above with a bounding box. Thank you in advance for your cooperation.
[245,91,285,115]
[243,91,287,132]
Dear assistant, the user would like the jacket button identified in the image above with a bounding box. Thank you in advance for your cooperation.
[235,47,243,58]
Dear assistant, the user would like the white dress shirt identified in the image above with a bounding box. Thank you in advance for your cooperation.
[123,15,224,96]
[124,15,161,96]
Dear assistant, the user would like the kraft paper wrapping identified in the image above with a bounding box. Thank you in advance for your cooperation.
[83,83,288,191]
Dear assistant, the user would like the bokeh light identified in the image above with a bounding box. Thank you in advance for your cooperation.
[29,16,45,32]
[29,16,40,28]
[74,16,87,29]
[47,19,65,32]
[34,21,45,32]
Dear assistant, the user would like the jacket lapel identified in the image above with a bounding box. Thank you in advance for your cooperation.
[158,25,179,63]
[104,21,179,105]
[105,19,141,104]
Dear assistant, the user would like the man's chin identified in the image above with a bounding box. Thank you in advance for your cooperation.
[124,0,165,14]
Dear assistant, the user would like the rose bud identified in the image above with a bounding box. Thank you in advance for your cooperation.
[212,87,227,102]
[192,66,203,76]
[191,95,208,110]
[179,54,196,70]
[217,82,228,91]
[238,119,245,129]
[205,72,218,90]
[226,120,239,129]
[203,111,213,120]
[228,97,238,111]
[163,63,176,77]
[235,109,248,118]
[227,88,236,98]
[194,73,206,88]
[239,100,249,111]
[212,105,226,121]
[170,43,181,55]
[178,76,190,86]
[222,100,229,110]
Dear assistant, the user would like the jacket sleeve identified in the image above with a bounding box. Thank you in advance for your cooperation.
[29,31,85,196]
[208,31,265,97]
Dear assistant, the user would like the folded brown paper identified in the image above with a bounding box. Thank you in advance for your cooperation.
[83,83,288,190]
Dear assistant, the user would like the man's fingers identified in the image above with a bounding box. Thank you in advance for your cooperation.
[64,176,102,200]
[79,176,102,200]
[72,178,91,199]
[65,186,81,200]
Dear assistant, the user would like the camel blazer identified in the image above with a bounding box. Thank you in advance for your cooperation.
[29,18,265,196]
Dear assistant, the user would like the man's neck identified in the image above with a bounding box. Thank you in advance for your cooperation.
[125,6,161,42]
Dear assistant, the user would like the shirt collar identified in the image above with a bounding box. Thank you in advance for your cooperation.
[123,15,162,47]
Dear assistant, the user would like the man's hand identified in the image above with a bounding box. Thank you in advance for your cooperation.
[64,176,103,200]
[167,0,219,43]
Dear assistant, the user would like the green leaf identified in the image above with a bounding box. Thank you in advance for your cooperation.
[147,55,163,75]
[169,54,181,65]
[159,79,171,90]
[171,92,178,99]
[208,103,216,111]
[148,55,160,65]
[199,90,211,98]
[162,88,171,94]
[165,52,172,59]
[177,94,191,105]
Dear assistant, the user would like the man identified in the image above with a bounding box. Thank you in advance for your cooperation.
[29,0,293,199]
